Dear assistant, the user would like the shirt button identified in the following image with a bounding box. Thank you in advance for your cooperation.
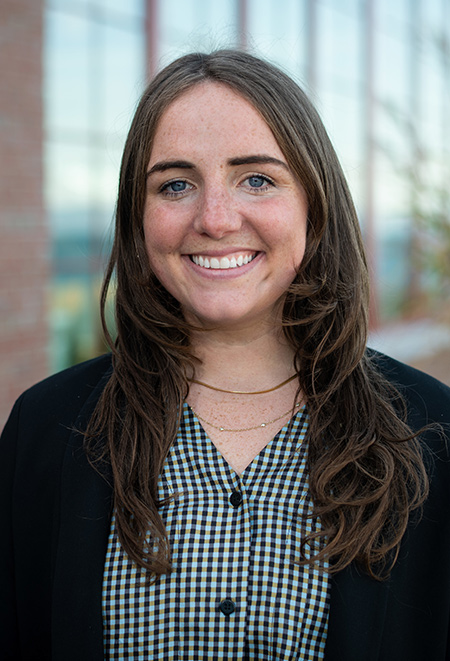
[229,490,243,508]
[219,599,236,616]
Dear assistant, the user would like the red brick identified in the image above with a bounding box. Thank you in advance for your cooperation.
[0,0,48,430]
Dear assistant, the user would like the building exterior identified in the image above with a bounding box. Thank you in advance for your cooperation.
[1,0,449,426]
[0,0,48,425]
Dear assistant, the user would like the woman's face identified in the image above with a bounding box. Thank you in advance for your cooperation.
[143,82,308,331]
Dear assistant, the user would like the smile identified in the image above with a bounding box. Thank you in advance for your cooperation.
[190,252,258,269]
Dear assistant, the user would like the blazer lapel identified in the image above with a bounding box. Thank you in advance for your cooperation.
[325,563,390,660]
[51,371,113,660]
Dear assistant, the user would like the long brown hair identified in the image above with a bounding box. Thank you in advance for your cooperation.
[85,50,428,580]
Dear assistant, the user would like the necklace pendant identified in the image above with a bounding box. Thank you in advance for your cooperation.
[261,423,266,427]
[219,427,225,431]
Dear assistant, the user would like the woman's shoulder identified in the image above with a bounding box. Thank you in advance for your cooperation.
[3,353,113,439]
[22,352,113,400]
[368,348,450,424]
[368,349,450,468]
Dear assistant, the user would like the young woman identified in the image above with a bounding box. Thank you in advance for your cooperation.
[1,50,449,660]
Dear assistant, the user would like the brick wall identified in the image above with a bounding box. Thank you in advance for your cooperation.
[0,0,48,429]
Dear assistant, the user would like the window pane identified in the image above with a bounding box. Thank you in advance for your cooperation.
[103,23,146,133]
[158,0,239,63]
[44,12,90,133]
[247,0,307,78]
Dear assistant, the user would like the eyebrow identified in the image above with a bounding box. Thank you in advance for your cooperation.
[147,160,194,177]
[146,154,289,178]
[228,155,289,170]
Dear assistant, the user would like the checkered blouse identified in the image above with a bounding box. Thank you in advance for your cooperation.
[102,403,330,659]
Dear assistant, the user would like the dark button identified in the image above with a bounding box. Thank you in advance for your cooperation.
[229,490,243,508]
[219,599,236,616]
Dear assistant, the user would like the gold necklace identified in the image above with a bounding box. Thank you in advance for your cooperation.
[189,402,302,432]
[188,373,298,395]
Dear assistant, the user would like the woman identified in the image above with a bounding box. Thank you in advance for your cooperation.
[1,50,450,660]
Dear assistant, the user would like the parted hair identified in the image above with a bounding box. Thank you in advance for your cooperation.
[85,50,428,580]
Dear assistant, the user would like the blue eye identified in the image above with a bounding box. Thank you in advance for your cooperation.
[166,180,187,192]
[160,179,193,197]
[248,176,266,188]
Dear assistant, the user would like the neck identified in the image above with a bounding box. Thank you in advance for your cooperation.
[189,324,296,392]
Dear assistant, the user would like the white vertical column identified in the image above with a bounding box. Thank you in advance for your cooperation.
[363,0,378,328]
[305,0,318,92]
[146,0,158,80]
[237,0,248,50]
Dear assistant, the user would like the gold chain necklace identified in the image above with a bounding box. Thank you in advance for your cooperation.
[188,373,298,395]
[189,402,302,433]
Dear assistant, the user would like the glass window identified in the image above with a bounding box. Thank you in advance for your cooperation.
[375,31,410,114]
[45,1,145,371]
[377,0,412,32]
[419,0,444,37]
[44,12,91,133]
[246,0,307,79]
[103,24,146,132]
[316,3,362,92]
[46,141,91,234]
[319,0,363,16]
[158,0,239,65]
[47,0,89,9]
[94,0,145,17]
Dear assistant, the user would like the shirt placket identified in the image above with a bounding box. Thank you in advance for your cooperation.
[170,417,252,659]
[201,456,251,659]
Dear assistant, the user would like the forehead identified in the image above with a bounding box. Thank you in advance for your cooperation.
[148,81,284,163]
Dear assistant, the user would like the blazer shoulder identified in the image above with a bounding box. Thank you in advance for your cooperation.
[3,354,113,440]
[23,353,111,402]
[367,348,450,427]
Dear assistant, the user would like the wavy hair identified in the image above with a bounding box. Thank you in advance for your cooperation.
[85,50,428,580]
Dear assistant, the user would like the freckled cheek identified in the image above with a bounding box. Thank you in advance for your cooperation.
[265,216,307,264]
[143,214,184,256]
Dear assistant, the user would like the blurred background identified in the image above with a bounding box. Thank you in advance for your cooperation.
[1,0,449,428]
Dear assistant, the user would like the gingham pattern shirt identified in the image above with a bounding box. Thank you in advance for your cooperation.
[102,403,330,659]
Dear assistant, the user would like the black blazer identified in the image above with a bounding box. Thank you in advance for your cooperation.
[1,352,450,660]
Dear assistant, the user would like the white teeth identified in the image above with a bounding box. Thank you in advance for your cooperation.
[191,253,256,270]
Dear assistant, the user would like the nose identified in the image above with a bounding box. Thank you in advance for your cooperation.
[193,186,242,239]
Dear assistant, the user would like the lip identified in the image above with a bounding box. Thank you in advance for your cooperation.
[185,247,259,258]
